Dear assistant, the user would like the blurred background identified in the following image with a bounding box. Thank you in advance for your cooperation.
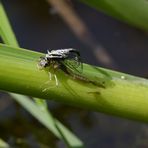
[1,0,148,147]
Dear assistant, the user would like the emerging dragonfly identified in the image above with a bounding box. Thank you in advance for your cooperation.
[38,48,83,86]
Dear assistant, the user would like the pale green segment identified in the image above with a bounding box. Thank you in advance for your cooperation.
[80,0,148,30]
[1,43,148,122]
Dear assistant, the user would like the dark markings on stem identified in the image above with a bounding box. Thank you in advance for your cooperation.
[87,91,101,95]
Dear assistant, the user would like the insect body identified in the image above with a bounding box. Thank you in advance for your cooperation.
[38,48,82,86]
[39,48,82,71]
[38,48,107,89]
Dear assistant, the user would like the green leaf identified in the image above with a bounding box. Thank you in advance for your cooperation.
[80,0,148,30]
[0,3,18,46]
[11,94,83,148]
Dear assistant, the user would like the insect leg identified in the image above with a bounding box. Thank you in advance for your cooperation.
[48,72,52,80]
[54,74,59,86]
[48,69,59,86]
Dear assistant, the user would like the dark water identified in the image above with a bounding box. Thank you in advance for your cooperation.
[1,0,148,147]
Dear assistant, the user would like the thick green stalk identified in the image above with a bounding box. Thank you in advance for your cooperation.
[1,43,148,122]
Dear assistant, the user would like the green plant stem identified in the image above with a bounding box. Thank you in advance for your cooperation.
[1,43,148,122]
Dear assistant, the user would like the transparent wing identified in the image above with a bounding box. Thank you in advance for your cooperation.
[62,52,83,74]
